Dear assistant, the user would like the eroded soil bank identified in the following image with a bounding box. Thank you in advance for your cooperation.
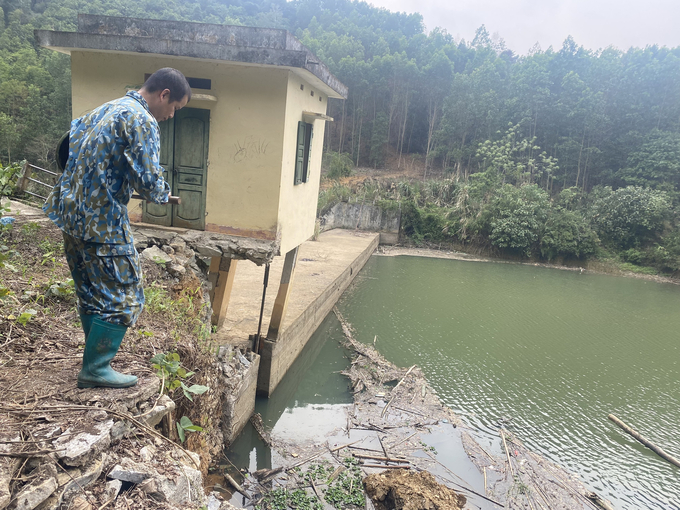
[0,201,246,510]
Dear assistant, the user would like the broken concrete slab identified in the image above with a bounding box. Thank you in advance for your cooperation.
[141,246,173,265]
[10,475,58,510]
[107,458,154,485]
[137,395,175,429]
[0,433,21,509]
[52,413,113,467]
[36,454,106,510]
[149,464,205,507]
[65,376,159,414]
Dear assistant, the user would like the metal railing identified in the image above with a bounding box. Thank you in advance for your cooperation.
[16,162,58,201]
[15,162,181,205]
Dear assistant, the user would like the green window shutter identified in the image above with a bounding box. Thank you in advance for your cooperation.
[303,123,313,183]
[295,121,305,185]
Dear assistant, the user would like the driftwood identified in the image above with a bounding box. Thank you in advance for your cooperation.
[381,365,416,418]
[224,472,249,499]
[500,429,514,477]
[361,464,410,469]
[352,453,408,463]
[608,414,680,468]
[250,413,273,447]
[586,491,616,510]
[253,440,362,481]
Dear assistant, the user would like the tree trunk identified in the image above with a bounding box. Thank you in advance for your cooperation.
[339,99,347,153]
[575,125,586,188]
[397,92,409,169]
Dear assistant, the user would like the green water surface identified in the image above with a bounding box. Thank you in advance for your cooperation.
[338,255,680,510]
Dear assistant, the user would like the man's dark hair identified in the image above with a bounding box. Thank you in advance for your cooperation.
[142,68,192,102]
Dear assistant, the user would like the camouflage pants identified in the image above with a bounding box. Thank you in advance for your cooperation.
[62,232,144,326]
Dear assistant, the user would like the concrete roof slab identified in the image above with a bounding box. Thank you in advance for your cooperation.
[34,14,348,99]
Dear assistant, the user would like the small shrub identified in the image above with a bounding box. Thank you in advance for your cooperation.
[324,151,354,179]
[0,161,24,196]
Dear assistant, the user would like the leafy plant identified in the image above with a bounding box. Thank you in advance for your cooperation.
[16,309,37,326]
[0,285,11,300]
[322,457,364,508]
[150,352,209,401]
[45,278,74,299]
[0,162,23,196]
[324,151,354,179]
[176,416,203,443]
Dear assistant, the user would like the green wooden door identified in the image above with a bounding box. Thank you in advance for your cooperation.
[140,108,209,230]
[172,108,209,230]
[142,119,174,226]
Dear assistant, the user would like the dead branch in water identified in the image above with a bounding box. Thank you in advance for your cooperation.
[381,364,416,418]
[608,414,680,468]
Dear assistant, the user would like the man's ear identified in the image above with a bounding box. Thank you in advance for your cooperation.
[160,88,172,102]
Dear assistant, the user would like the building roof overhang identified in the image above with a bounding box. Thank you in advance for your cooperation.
[34,14,348,99]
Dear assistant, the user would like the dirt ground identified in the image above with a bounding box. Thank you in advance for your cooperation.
[364,470,467,510]
[0,203,225,509]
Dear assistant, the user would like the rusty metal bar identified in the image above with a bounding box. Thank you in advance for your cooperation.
[27,177,53,189]
[27,164,58,177]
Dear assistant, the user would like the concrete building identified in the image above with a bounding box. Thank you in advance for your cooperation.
[35,14,348,334]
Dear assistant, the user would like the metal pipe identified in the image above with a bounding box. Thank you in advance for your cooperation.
[28,164,58,177]
[23,190,47,200]
[27,177,52,188]
[254,263,270,354]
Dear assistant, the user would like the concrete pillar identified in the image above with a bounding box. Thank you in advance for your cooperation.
[209,257,238,330]
[266,246,299,340]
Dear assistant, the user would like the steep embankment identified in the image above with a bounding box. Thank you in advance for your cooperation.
[0,200,242,510]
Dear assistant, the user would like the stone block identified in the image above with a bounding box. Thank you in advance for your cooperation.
[104,479,122,502]
[52,414,113,467]
[141,246,173,264]
[107,458,153,484]
[137,395,175,429]
[0,433,21,509]
[168,263,187,277]
[11,476,57,510]
[150,465,205,507]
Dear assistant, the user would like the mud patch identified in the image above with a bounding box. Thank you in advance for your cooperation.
[364,470,466,510]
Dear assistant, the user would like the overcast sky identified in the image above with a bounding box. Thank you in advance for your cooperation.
[367,0,680,54]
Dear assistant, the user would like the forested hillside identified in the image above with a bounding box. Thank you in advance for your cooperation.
[2,0,680,271]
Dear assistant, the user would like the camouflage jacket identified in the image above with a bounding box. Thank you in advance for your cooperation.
[44,91,170,244]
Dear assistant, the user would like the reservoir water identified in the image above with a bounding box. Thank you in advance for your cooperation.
[340,255,680,510]
[228,254,680,510]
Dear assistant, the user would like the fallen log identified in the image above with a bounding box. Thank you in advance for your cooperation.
[608,414,680,468]
[361,463,410,469]
[352,453,408,463]
[224,473,249,499]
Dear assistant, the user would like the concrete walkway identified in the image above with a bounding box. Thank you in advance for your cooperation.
[214,229,379,395]
[215,229,378,346]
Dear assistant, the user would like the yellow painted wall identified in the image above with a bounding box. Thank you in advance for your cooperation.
[70,51,288,240]
[277,72,329,254]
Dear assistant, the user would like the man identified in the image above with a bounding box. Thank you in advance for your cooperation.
[44,68,191,389]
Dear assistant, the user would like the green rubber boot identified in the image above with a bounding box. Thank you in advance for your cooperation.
[77,317,138,389]
[79,312,95,339]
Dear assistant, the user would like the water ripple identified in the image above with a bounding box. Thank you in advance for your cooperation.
[340,256,680,510]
